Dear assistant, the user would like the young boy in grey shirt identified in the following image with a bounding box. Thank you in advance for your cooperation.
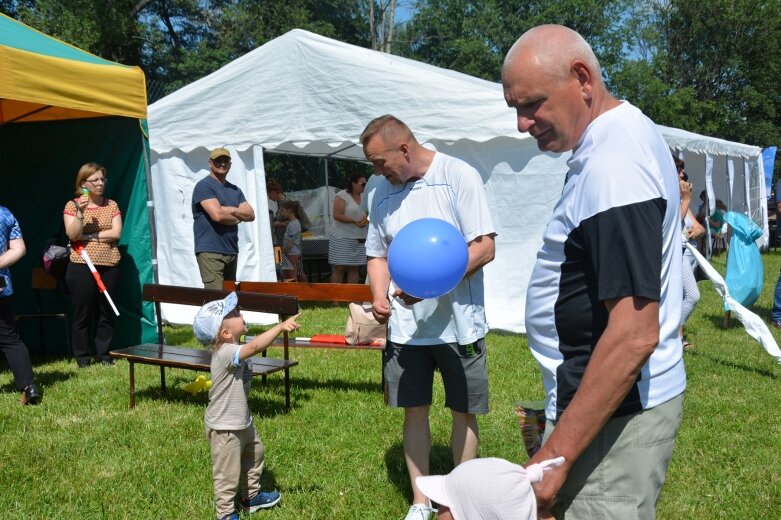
[194,292,300,520]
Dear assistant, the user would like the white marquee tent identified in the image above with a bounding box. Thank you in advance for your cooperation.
[148,29,765,332]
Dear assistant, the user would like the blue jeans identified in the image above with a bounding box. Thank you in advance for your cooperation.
[773,269,781,322]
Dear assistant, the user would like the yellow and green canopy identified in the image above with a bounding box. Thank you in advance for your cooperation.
[0,12,147,123]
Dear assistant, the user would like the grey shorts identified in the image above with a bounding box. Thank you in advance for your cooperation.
[383,338,489,414]
[546,393,684,520]
[196,252,237,290]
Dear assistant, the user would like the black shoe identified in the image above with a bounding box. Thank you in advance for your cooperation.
[99,359,115,366]
[77,359,91,369]
[21,384,41,405]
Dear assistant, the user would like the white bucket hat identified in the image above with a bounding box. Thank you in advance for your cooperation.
[415,456,565,520]
[193,292,238,344]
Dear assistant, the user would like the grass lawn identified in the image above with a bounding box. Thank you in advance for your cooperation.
[1,251,781,519]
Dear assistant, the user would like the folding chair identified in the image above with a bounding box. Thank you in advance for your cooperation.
[16,267,70,356]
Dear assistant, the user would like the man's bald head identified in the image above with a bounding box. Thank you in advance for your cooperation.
[501,25,617,153]
[503,24,602,85]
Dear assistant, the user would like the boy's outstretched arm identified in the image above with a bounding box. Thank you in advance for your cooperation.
[239,313,301,360]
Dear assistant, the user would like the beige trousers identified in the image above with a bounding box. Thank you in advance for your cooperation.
[545,393,684,520]
[206,425,265,517]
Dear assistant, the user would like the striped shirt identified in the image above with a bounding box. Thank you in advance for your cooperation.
[205,343,253,430]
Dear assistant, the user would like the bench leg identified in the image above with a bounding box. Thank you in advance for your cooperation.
[130,361,136,409]
[261,350,268,386]
[284,367,291,411]
[160,366,166,394]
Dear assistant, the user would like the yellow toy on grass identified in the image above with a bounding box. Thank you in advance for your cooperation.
[184,375,212,395]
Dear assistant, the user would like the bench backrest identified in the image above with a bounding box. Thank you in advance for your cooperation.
[143,284,300,345]
[143,284,298,314]
[226,281,372,303]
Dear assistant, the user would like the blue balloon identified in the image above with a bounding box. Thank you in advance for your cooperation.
[388,218,469,299]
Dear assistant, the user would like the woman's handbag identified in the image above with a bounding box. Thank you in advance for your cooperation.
[344,302,387,345]
[42,240,70,279]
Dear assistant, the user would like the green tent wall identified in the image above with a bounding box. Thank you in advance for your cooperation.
[0,116,157,353]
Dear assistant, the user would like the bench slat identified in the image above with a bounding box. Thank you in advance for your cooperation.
[235,282,372,304]
[271,338,383,351]
[143,283,299,315]
[111,345,298,375]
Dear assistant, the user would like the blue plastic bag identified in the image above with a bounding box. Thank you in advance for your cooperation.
[724,211,763,307]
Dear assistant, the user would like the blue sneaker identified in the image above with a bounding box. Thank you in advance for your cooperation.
[217,513,239,520]
[241,490,281,512]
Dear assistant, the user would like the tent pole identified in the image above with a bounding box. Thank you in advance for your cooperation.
[324,158,331,224]
[140,120,159,283]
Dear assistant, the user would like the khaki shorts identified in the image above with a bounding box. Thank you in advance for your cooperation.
[545,393,684,520]
[197,252,237,290]
[383,339,488,414]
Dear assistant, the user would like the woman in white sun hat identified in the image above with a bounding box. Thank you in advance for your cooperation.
[416,456,564,520]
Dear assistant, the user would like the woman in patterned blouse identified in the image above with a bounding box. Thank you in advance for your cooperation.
[63,163,123,368]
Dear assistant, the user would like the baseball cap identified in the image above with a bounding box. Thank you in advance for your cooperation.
[415,456,565,520]
[193,292,238,344]
[209,147,231,160]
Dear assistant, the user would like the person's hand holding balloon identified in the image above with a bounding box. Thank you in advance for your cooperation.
[391,288,423,306]
[371,296,392,324]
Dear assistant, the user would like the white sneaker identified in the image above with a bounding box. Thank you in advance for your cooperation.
[404,503,435,520]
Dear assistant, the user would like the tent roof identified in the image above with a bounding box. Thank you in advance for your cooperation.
[149,29,526,159]
[149,28,761,164]
[659,124,760,159]
[0,13,147,123]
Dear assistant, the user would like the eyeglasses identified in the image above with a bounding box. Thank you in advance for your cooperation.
[85,178,106,185]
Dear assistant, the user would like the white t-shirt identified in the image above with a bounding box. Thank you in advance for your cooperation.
[331,190,368,239]
[360,173,388,221]
[204,343,253,431]
[366,152,496,345]
[525,101,685,421]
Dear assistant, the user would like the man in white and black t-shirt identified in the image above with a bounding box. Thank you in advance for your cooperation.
[503,26,685,519]
[361,115,497,520]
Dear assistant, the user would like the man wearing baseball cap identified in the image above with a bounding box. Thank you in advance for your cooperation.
[192,147,255,289]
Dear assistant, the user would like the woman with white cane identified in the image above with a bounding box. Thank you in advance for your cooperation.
[63,163,122,368]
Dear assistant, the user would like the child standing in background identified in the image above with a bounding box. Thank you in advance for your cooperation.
[279,199,307,282]
[193,292,301,520]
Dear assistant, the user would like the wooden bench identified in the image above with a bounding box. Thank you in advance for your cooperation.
[224,281,384,351]
[109,284,299,410]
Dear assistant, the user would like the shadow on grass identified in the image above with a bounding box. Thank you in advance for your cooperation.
[0,368,74,392]
[121,368,381,416]
[291,374,381,394]
[685,349,778,379]
[0,353,74,392]
[130,380,297,418]
[384,442,457,501]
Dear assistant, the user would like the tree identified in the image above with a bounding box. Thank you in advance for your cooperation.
[2,0,144,64]
[394,0,630,82]
[612,0,781,149]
